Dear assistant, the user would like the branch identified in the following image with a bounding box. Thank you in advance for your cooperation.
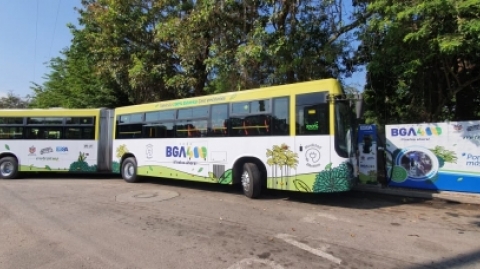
[327,10,373,45]
[454,74,480,95]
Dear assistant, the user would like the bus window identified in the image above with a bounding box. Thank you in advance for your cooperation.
[295,93,329,135]
[209,104,228,137]
[65,117,95,125]
[232,100,271,115]
[25,127,62,139]
[0,127,23,139]
[0,117,23,125]
[83,127,95,139]
[26,117,63,125]
[232,102,250,115]
[119,113,143,124]
[145,110,176,122]
[175,120,208,138]
[44,117,64,125]
[335,101,353,158]
[178,106,209,119]
[251,100,270,113]
[65,127,95,140]
[230,115,271,136]
[116,124,143,139]
[272,97,289,135]
[142,122,174,138]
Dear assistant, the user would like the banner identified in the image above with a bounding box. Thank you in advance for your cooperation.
[358,124,378,184]
[385,121,480,193]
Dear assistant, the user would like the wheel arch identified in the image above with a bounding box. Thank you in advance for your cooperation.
[232,156,267,186]
[120,152,136,166]
[0,152,19,165]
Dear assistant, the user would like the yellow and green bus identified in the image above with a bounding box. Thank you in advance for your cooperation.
[0,108,114,179]
[113,79,360,198]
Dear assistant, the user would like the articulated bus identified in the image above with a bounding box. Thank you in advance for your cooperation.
[0,108,113,179]
[113,79,359,198]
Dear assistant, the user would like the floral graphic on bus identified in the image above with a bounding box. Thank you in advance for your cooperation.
[112,144,129,173]
[266,143,299,187]
[312,162,353,192]
[69,152,97,172]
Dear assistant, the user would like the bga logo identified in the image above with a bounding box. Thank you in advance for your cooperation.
[391,126,442,137]
[29,146,36,156]
[166,146,207,160]
[360,125,373,131]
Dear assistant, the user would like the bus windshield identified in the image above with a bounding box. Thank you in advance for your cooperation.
[335,101,354,158]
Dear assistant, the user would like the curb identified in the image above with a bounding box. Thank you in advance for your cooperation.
[353,184,480,205]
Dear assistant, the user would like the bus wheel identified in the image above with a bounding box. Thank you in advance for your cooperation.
[121,157,138,183]
[241,163,261,198]
[0,157,19,180]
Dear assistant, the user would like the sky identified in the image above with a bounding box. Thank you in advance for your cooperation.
[0,1,80,98]
[0,1,365,99]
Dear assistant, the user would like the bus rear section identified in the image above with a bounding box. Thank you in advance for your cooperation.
[0,108,114,179]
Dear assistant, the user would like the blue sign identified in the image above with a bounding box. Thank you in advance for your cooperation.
[56,146,69,152]
[357,124,378,184]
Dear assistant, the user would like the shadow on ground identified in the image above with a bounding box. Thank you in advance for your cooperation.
[405,247,480,269]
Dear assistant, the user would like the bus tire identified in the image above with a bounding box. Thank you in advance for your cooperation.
[0,156,19,180]
[241,162,262,198]
[121,157,138,183]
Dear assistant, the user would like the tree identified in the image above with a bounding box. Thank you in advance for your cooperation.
[360,0,480,124]
[34,0,371,106]
[31,22,127,109]
[0,92,31,109]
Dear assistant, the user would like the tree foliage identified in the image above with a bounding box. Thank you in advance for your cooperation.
[361,0,480,124]
[0,92,31,109]
[33,0,368,107]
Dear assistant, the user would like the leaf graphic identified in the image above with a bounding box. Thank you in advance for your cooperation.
[457,177,463,182]
[5,144,10,150]
[198,167,203,173]
[45,165,52,171]
[208,172,216,179]
[325,163,332,170]
[267,158,275,166]
[149,166,153,171]
[293,179,311,192]
[218,170,233,184]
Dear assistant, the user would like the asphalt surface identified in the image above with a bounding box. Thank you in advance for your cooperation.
[1,174,480,269]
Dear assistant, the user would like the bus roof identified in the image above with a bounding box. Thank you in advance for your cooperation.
[115,78,342,114]
[0,108,104,117]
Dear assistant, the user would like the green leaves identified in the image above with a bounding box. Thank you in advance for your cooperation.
[218,170,233,184]
[362,0,480,123]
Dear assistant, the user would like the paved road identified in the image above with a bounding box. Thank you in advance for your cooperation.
[1,175,480,269]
